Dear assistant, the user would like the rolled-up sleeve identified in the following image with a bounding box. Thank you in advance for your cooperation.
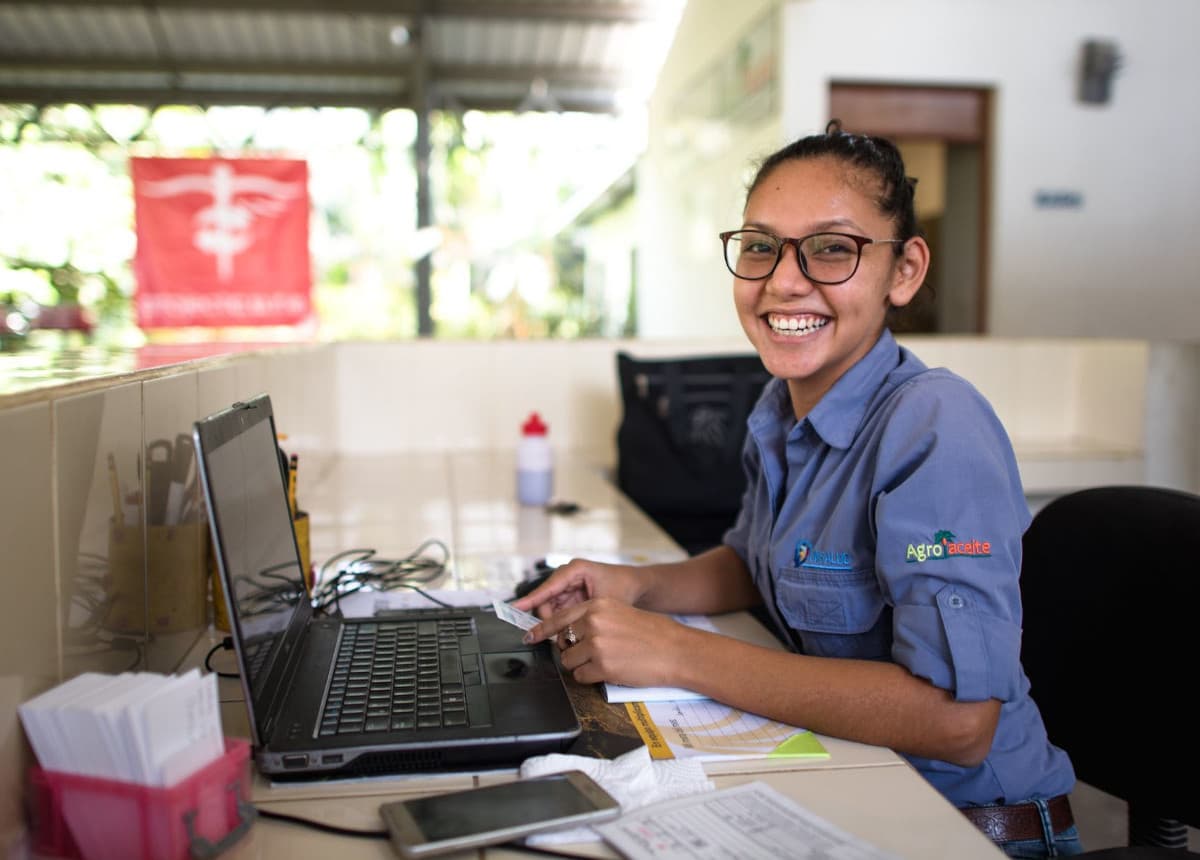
[871,373,1031,703]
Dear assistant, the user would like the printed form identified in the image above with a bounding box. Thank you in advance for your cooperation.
[596,781,900,860]
[627,699,827,761]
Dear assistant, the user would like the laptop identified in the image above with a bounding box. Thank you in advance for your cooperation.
[194,394,581,779]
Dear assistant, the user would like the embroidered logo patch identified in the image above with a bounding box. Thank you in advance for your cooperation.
[794,539,852,571]
[905,529,992,563]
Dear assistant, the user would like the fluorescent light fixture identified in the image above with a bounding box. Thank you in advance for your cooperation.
[389,24,411,47]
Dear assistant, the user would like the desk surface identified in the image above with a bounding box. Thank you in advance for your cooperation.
[197,451,1002,859]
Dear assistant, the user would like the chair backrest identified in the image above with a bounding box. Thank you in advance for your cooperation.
[615,351,771,555]
[1020,485,1200,829]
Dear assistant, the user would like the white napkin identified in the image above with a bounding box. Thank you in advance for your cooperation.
[517,745,715,844]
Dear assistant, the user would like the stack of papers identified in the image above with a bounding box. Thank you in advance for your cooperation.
[18,669,224,786]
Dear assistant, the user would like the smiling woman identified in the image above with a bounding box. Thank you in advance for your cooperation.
[512,120,1084,859]
[730,148,927,418]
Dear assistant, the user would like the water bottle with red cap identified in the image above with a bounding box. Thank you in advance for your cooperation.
[516,412,554,506]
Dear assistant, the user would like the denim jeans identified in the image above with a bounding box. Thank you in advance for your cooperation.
[995,798,1085,858]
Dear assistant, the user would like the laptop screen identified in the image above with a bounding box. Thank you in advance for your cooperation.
[195,397,308,708]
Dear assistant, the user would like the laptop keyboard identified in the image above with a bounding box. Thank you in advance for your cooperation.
[317,618,490,737]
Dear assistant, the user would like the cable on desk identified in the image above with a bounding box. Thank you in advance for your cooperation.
[254,806,386,838]
[202,538,451,680]
[204,637,239,678]
[310,539,452,616]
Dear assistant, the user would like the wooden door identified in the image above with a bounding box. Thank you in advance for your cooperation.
[829,84,992,333]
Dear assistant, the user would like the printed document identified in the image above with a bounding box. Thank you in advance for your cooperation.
[626,700,827,761]
[595,781,901,860]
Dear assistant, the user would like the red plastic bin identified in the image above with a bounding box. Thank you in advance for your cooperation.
[27,737,254,860]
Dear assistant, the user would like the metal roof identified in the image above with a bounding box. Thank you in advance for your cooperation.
[0,0,683,113]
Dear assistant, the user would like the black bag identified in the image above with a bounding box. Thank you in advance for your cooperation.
[615,351,771,555]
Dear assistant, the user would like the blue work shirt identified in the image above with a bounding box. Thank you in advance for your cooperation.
[724,329,1075,807]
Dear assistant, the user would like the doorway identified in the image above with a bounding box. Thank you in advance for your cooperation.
[829,83,992,334]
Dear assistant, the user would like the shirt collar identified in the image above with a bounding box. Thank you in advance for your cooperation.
[805,329,900,450]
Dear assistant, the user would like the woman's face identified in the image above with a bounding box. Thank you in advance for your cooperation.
[733,156,926,417]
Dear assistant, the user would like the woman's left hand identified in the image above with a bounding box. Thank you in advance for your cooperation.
[530,596,689,688]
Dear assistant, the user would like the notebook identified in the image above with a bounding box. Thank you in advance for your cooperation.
[193,394,581,779]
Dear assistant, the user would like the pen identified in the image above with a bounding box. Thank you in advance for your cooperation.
[287,453,298,519]
[107,453,125,528]
[164,434,194,525]
[146,440,173,526]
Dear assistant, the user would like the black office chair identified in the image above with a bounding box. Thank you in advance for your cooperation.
[1020,486,1200,853]
[614,351,770,556]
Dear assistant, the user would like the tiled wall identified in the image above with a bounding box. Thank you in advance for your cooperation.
[332,337,755,458]
[0,334,1176,849]
[0,345,336,849]
[332,337,1153,493]
[0,401,56,845]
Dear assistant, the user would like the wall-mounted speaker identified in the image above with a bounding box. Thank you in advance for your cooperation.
[1079,39,1123,105]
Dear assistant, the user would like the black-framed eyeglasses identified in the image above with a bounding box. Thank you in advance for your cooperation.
[719,229,905,284]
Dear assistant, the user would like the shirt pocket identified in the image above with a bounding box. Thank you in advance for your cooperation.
[776,566,886,635]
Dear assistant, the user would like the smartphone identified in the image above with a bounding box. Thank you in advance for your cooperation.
[379,770,620,858]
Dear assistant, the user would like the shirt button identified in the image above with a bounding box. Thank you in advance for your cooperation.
[948,595,965,609]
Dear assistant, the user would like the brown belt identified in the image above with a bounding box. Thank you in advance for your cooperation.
[961,794,1074,844]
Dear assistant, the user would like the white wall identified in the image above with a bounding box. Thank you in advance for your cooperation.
[644,0,1200,339]
[638,0,781,340]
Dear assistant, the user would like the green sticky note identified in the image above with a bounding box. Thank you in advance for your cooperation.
[769,732,829,758]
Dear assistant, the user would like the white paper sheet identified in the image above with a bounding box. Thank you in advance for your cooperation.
[595,781,901,860]
[16,670,225,786]
[603,615,717,703]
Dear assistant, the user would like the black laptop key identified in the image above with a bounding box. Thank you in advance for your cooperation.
[465,685,492,727]
[459,634,480,656]
[440,648,461,685]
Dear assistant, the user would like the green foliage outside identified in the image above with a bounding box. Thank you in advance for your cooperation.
[0,102,643,349]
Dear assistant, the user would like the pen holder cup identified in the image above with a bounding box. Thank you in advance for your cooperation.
[26,737,254,860]
[209,511,310,632]
[105,521,208,635]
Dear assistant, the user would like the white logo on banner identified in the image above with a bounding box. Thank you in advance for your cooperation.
[138,163,305,282]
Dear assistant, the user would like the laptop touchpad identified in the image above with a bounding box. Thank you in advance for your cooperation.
[482,651,559,684]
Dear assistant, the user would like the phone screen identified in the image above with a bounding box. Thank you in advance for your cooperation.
[407,774,599,839]
[381,771,619,857]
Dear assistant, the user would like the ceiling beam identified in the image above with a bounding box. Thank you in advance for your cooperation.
[0,58,626,88]
[435,62,626,88]
[0,0,662,23]
[435,91,616,113]
[0,85,617,114]
[0,85,410,109]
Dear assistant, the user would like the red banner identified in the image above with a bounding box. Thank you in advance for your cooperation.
[131,157,311,328]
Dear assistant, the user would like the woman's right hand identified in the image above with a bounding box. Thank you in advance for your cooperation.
[510,556,646,620]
